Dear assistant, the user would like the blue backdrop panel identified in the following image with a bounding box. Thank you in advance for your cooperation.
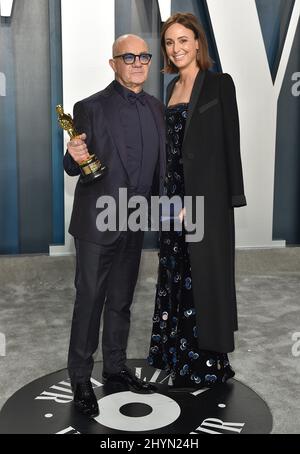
[49,0,64,246]
[0,0,64,255]
[273,17,300,244]
[0,17,19,254]
[13,0,52,254]
[256,0,295,82]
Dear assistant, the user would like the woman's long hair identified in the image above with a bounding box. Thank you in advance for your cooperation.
[161,12,214,73]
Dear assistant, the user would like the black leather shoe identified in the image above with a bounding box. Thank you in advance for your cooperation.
[73,381,99,417]
[102,366,157,393]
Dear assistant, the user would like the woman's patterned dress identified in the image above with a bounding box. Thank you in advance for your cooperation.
[148,103,235,388]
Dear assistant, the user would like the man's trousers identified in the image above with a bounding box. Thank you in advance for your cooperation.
[68,230,144,385]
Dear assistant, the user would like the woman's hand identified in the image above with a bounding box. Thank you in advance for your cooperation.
[178,207,186,223]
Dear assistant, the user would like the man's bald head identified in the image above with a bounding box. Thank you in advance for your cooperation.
[109,34,151,93]
[112,34,149,57]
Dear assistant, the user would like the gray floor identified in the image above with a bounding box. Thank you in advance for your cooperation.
[0,247,299,434]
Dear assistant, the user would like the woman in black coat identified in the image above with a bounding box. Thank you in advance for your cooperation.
[148,12,247,388]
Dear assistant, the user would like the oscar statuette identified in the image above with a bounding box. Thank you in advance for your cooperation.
[56,104,107,184]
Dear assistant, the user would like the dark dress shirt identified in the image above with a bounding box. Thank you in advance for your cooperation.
[113,80,159,199]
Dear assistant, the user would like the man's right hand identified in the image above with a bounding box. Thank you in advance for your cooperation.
[67,133,90,164]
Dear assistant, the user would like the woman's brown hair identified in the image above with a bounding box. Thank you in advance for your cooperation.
[161,12,214,73]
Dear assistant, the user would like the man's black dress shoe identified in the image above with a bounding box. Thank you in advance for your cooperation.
[102,366,157,393]
[73,381,99,417]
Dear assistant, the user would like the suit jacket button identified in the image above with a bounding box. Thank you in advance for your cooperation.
[187,153,194,159]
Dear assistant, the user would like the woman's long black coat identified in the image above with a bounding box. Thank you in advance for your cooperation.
[166,69,247,353]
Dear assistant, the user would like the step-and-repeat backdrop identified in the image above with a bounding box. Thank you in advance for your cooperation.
[0,0,299,255]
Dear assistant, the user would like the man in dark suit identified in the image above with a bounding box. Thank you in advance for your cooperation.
[64,34,166,417]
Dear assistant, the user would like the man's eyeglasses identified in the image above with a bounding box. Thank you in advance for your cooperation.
[113,53,152,65]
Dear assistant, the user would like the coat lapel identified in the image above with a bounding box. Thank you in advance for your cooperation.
[166,70,207,150]
[182,69,206,147]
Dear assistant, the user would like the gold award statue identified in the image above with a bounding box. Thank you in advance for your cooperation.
[56,105,107,184]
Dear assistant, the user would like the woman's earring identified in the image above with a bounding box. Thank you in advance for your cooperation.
[167,58,171,65]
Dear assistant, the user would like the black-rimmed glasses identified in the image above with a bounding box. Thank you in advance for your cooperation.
[113,53,152,65]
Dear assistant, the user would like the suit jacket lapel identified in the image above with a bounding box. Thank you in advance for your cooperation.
[102,83,129,179]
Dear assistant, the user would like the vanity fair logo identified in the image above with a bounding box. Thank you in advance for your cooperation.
[37,368,246,435]
[0,361,272,434]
